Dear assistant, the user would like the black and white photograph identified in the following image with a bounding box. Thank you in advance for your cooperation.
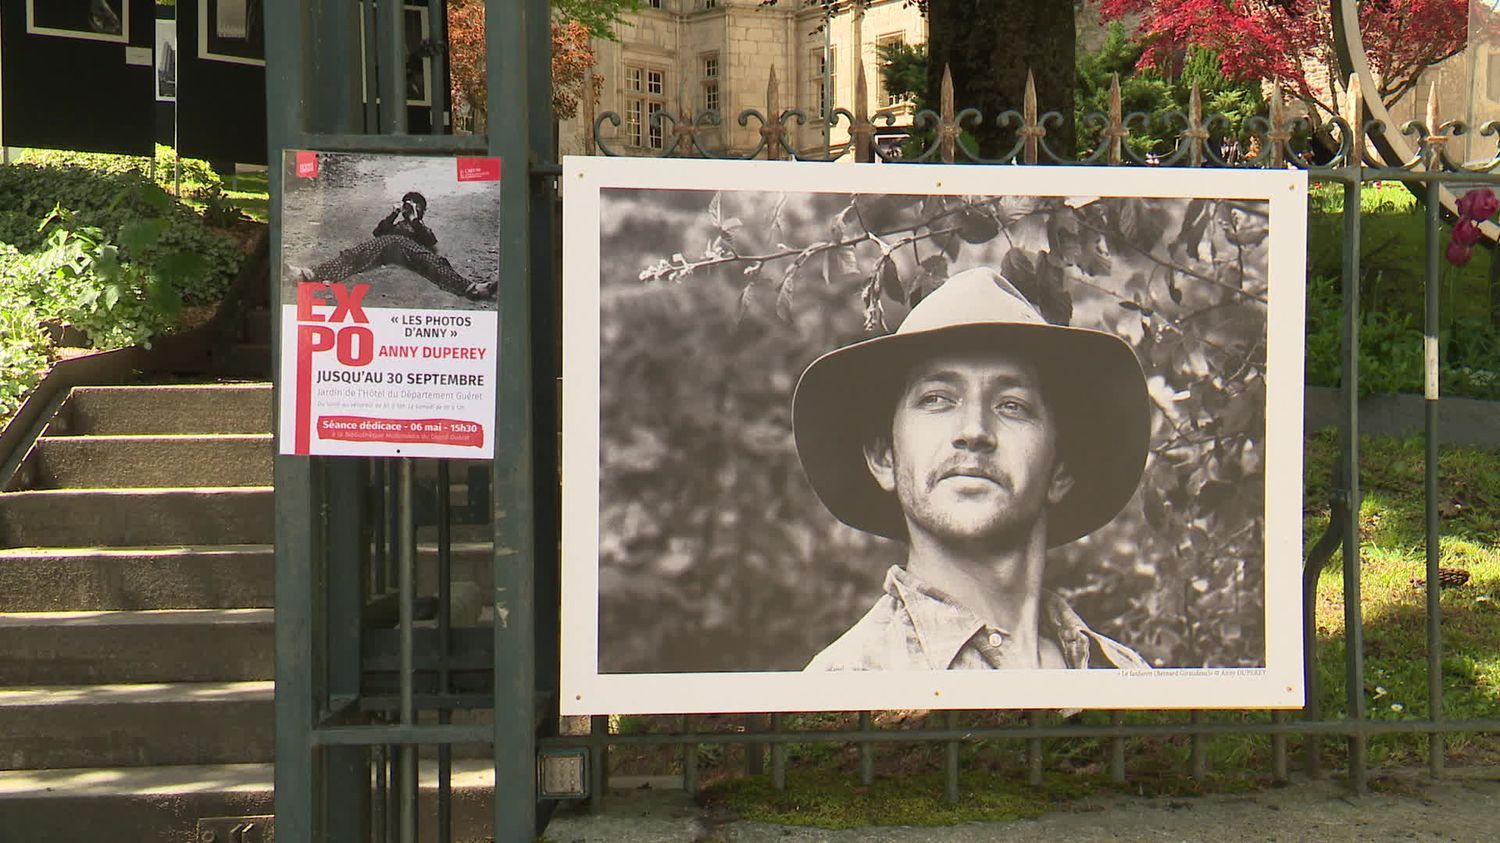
[155,18,176,101]
[27,0,129,44]
[561,158,1307,715]
[280,152,500,312]
[198,0,263,66]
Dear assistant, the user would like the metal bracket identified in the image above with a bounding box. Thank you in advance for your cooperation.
[196,816,275,843]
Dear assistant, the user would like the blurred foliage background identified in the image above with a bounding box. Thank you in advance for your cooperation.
[595,183,1272,673]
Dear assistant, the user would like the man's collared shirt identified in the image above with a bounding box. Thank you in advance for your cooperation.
[805,565,1151,671]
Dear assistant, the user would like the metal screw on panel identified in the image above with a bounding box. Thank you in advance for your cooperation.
[200,832,217,843]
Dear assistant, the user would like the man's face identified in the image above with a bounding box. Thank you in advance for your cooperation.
[864,347,1073,547]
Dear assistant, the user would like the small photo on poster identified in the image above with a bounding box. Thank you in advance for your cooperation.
[156,19,177,102]
[199,0,263,66]
[561,157,1308,716]
[27,0,129,44]
[278,151,502,460]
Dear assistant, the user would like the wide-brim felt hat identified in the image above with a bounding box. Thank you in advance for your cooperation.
[791,266,1151,548]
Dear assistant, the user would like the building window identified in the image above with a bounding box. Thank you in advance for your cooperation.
[626,63,668,149]
[703,0,717,8]
[649,102,666,148]
[875,33,906,107]
[701,53,721,113]
[647,0,662,7]
[811,47,835,117]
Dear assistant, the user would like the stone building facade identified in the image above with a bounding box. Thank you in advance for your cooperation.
[559,0,929,159]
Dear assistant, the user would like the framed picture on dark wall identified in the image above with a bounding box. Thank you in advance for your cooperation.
[357,3,433,107]
[404,5,432,107]
[198,0,263,66]
[27,0,130,44]
[155,18,177,101]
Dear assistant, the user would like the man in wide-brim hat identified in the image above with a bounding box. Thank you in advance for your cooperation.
[794,266,1153,671]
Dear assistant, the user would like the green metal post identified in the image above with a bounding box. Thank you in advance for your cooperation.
[1109,712,1126,784]
[398,459,418,843]
[324,459,371,843]
[1424,179,1444,776]
[490,0,545,837]
[376,0,408,134]
[266,1,319,839]
[306,5,372,833]
[1341,173,1367,794]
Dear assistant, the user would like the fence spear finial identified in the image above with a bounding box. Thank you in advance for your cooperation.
[1107,73,1124,166]
[764,66,784,160]
[1186,82,1207,168]
[1344,72,1365,167]
[853,62,874,163]
[939,64,957,163]
[1425,82,1446,170]
[1023,70,1040,164]
[1267,80,1289,168]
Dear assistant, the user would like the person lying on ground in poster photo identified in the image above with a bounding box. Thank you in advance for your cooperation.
[287,191,496,300]
[794,266,1153,671]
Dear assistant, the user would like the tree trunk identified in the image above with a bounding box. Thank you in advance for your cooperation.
[925,0,1075,160]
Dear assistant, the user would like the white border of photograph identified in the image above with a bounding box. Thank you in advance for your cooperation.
[197,0,264,67]
[560,156,1309,716]
[26,0,131,45]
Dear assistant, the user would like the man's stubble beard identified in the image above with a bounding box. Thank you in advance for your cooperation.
[892,470,1050,554]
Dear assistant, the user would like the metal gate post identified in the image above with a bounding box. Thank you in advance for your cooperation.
[266,2,319,839]
[488,0,553,839]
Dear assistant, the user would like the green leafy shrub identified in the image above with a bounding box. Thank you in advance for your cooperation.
[0,159,241,304]
[1304,273,1500,400]
[194,185,245,229]
[17,144,223,197]
[0,149,251,426]
[0,251,49,419]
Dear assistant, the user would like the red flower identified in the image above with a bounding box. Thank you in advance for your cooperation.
[1457,188,1499,222]
[1452,218,1484,247]
[1446,240,1474,267]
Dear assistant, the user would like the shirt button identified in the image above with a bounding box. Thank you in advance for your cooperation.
[987,631,1004,648]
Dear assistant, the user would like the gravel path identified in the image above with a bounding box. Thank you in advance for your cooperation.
[544,767,1500,842]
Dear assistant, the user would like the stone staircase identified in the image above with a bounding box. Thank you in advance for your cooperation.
[0,383,278,839]
[0,381,507,839]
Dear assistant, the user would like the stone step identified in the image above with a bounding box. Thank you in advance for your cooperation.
[0,543,498,612]
[55,384,272,436]
[14,434,273,490]
[0,609,272,685]
[0,545,274,612]
[0,487,273,548]
[0,682,273,769]
[0,760,514,842]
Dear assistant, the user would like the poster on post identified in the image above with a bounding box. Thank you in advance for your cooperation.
[561,157,1307,715]
[277,151,501,459]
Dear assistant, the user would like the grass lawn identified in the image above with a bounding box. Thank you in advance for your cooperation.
[217,168,270,223]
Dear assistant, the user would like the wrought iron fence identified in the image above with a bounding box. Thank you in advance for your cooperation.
[266,0,1500,832]
[564,62,1500,803]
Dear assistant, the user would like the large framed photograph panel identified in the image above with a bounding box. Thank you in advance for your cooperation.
[562,157,1307,715]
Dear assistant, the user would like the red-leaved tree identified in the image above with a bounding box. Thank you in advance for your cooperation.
[1100,0,1469,121]
[446,1,603,130]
